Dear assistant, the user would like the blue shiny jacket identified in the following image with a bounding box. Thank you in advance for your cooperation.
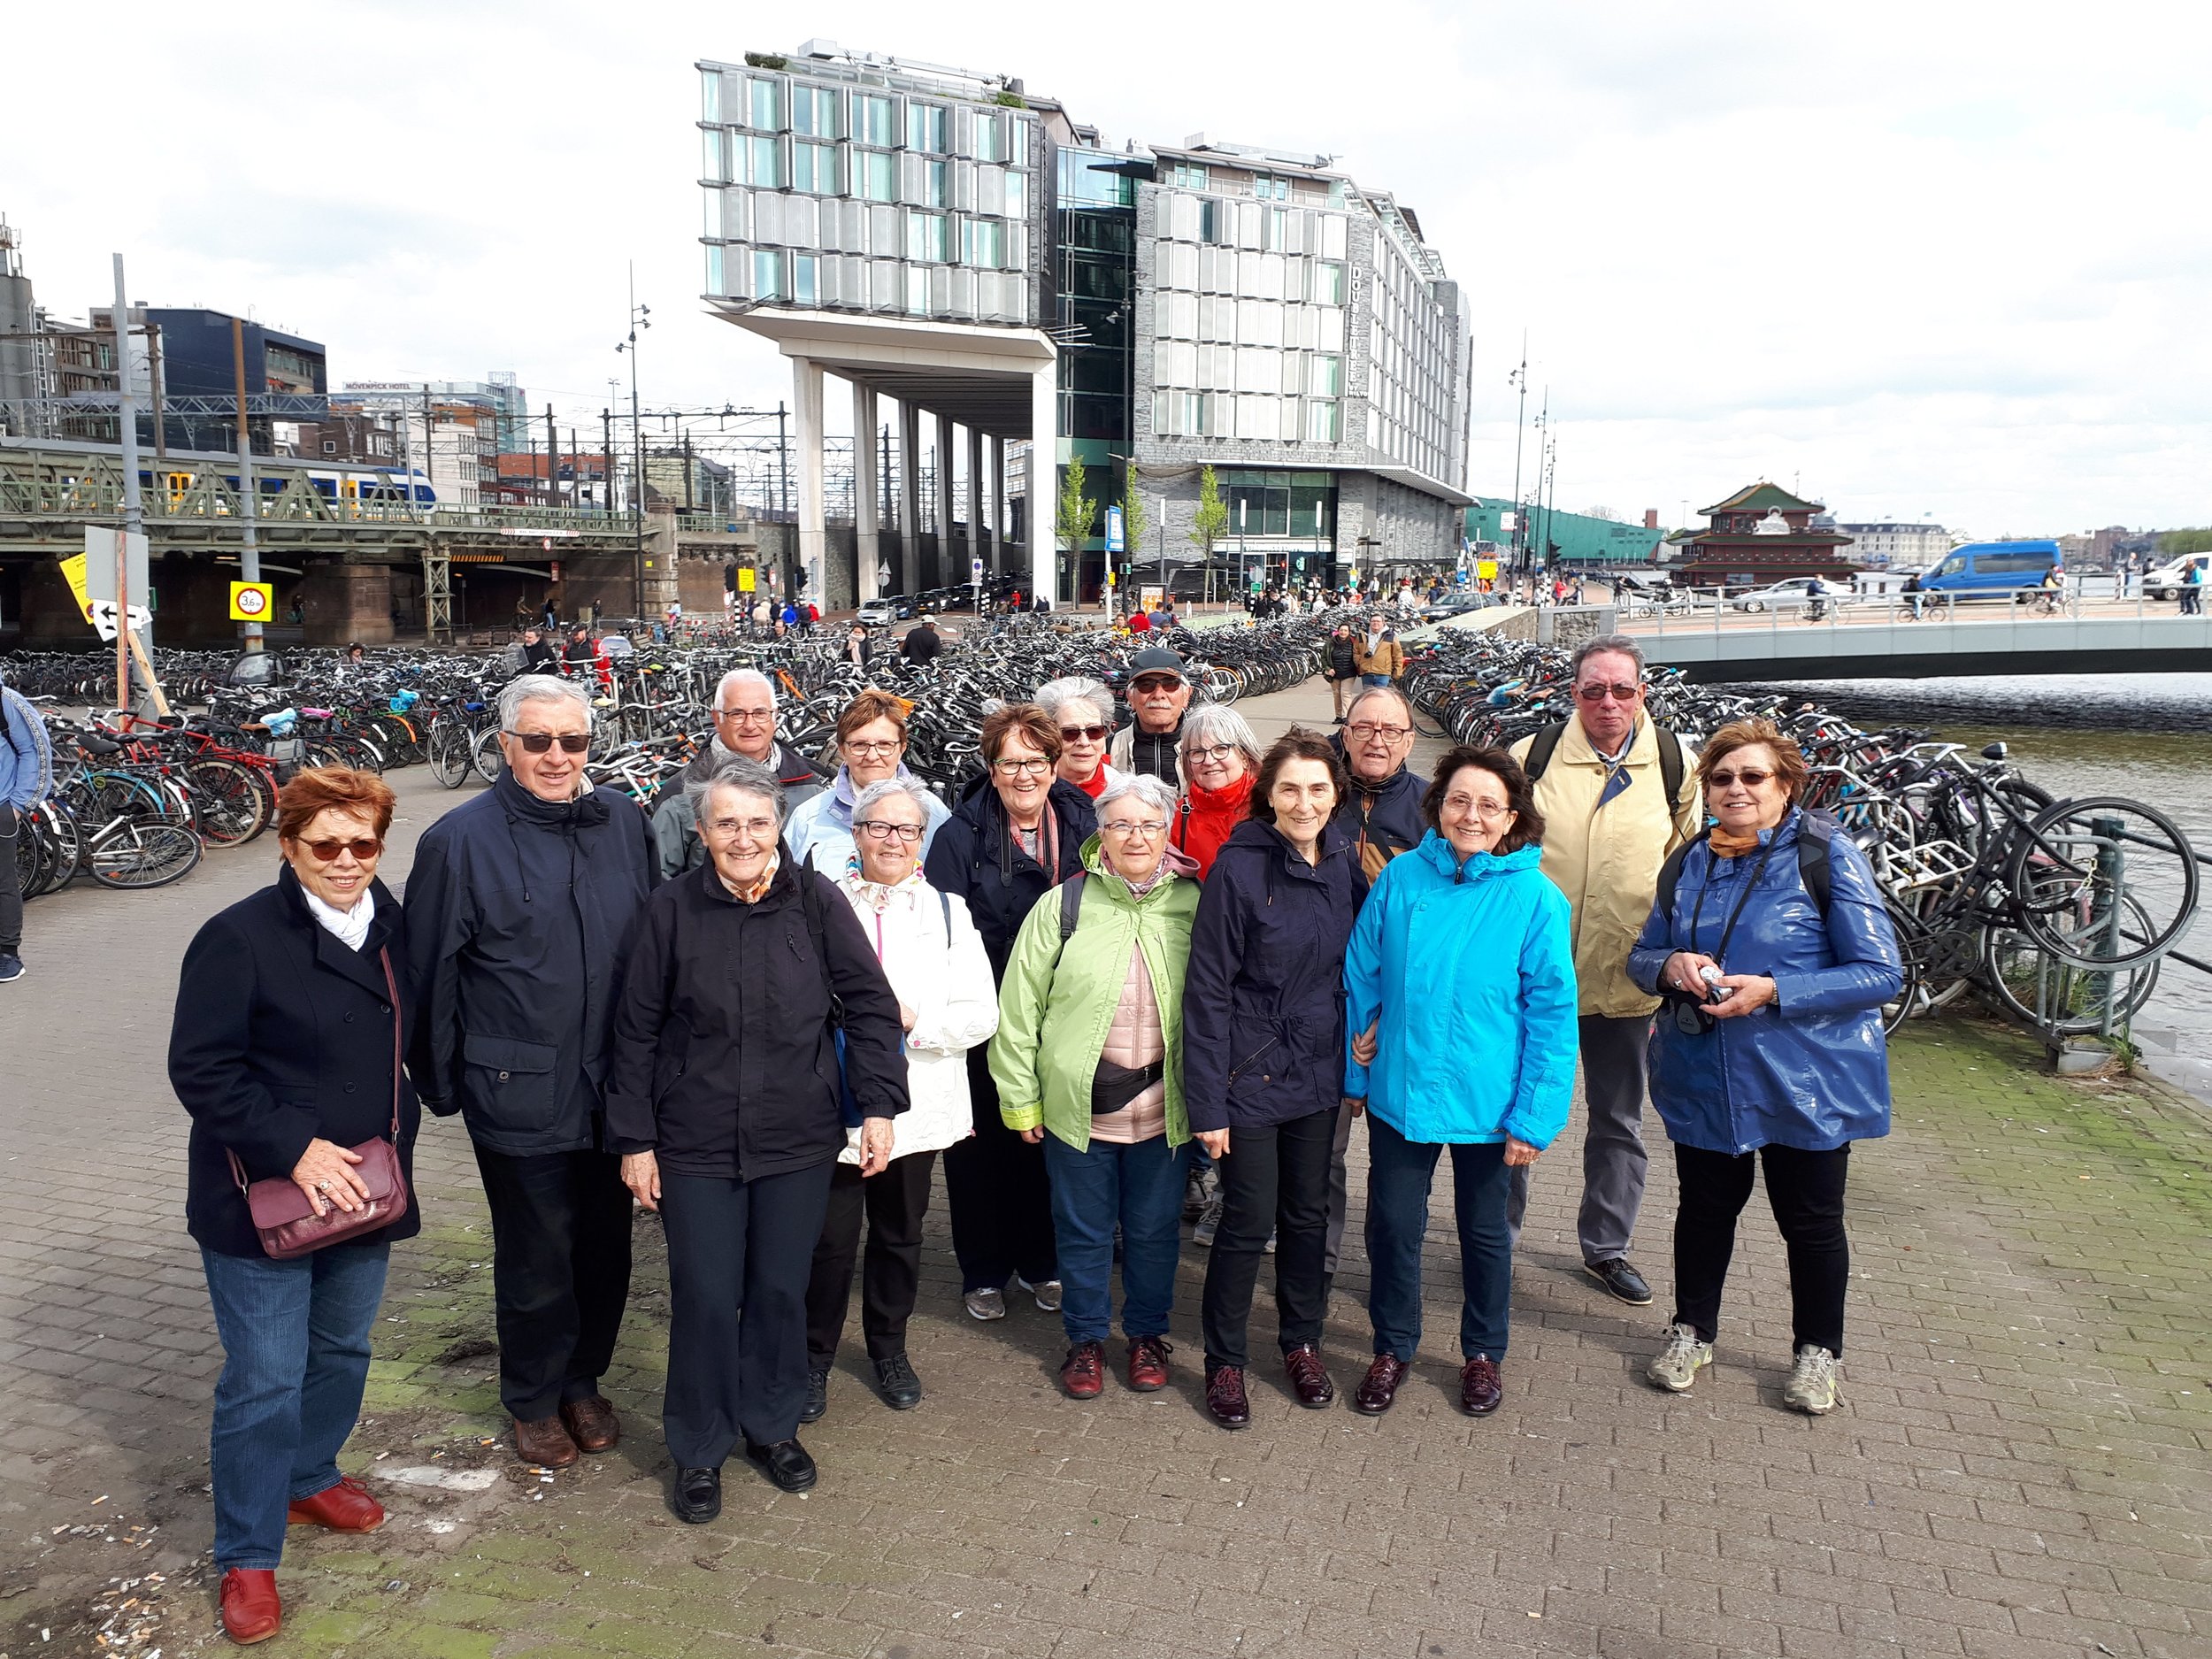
[1342,833,1578,1148]
[1627,809,1902,1154]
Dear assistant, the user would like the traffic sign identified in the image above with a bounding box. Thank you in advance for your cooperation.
[737,567,757,592]
[1105,503,1125,553]
[85,600,151,644]
[229,580,274,621]
[971,557,984,580]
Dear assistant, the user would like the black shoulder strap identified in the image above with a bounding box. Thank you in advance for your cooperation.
[1059,874,1086,944]
[1654,826,1707,919]
[795,871,845,1025]
[1523,722,1567,782]
[1655,726,1685,807]
[1655,818,1834,921]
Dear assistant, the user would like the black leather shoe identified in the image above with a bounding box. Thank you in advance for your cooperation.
[875,1353,923,1410]
[672,1465,721,1524]
[1353,1353,1407,1416]
[799,1366,829,1424]
[1586,1258,1654,1306]
[745,1438,818,1494]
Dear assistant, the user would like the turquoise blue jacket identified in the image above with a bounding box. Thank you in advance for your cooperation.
[1342,833,1578,1148]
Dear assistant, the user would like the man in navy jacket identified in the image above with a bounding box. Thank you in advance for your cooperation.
[405,675,657,1469]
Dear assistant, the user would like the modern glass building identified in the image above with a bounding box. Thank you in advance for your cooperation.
[695,43,1471,607]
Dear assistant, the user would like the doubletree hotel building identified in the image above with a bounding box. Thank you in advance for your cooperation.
[695,42,1472,607]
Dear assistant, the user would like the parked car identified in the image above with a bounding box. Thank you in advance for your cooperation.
[1916,541,2061,599]
[2145,553,2211,602]
[856,597,896,626]
[1730,577,1843,612]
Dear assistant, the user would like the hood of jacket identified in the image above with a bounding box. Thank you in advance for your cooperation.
[1079,830,1201,888]
[1409,831,1545,885]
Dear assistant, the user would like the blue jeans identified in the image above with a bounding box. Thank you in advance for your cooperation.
[1361,673,1391,687]
[201,1240,390,1570]
[1042,1133,1191,1345]
[1364,1117,1512,1363]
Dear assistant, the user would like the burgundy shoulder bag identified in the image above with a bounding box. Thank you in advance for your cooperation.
[227,946,411,1260]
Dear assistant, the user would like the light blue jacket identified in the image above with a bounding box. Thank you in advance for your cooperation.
[784,764,949,877]
[1,680,56,810]
[1342,832,1578,1148]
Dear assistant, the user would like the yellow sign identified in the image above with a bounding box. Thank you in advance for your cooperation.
[229,580,275,621]
[1477,559,1498,581]
[737,567,757,592]
[58,552,92,622]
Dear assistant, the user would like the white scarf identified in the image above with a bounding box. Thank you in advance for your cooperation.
[303,885,375,953]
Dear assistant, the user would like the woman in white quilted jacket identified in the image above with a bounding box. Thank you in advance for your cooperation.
[800,776,998,1420]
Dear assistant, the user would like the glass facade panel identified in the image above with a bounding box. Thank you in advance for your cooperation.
[1306,401,1339,442]
[1004,169,1026,219]
[965,219,1004,267]
[792,254,818,304]
[753,249,784,299]
[906,102,947,152]
[1236,348,1279,394]
[855,94,895,145]
[793,142,839,195]
[904,265,929,313]
[700,69,721,122]
[857,149,895,201]
[790,85,840,138]
[1319,215,1348,258]
[924,159,948,208]
[1311,353,1342,395]
[704,243,725,295]
[905,211,948,263]
[703,128,727,181]
[746,135,782,187]
[975,112,1002,161]
[1314,261,1346,305]
[747,77,782,129]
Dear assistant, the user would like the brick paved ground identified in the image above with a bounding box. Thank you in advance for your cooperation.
[3,681,2209,1659]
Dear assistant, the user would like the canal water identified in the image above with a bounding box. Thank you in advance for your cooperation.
[1755,673,2212,1074]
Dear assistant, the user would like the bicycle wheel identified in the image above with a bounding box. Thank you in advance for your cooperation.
[86,821,204,889]
[2010,795,2200,970]
[185,757,272,847]
[471,726,503,784]
[427,723,472,789]
[1981,899,2162,1037]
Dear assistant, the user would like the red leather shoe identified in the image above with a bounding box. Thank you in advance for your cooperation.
[219,1567,281,1645]
[1204,1364,1251,1429]
[1126,1335,1172,1393]
[1061,1340,1106,1399]
[1353,1353,1407,1416]
[1460,1355,1503,1417]
[287,1473,385,1532]
[1282,1343,1336,1408]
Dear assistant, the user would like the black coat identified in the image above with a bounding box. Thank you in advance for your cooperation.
[403,772,658,1156]
[606,858,909,1179]
[924,773,1095,979]
[1181,818,1367,1133]
[898,626,941,664]
[169,866,422,1258]
[1329,743,1427,879]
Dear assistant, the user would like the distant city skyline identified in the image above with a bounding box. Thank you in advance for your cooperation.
[5,1,2206,534]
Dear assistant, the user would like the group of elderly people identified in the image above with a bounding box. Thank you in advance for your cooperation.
[172,636,1904,1643]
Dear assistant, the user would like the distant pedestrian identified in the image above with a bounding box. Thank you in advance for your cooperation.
[0,664,57,984]
[2183,561,2204,617]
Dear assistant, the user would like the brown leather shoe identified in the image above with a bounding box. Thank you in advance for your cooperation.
[287,1473,384,1532]
[1126,1335,1172,1393]
[513,1413,580,1469]
[1460,1354,1503,1417]
[559,1394,619,1453]
[219,1567,281,1645]
[1061,1340,1106,1399]
[1204,1364,1251,1429]
[1282,1343,1335,1408]
[1353,1352,1407,1416]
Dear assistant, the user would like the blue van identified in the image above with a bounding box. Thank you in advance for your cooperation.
[1916,540,2060,598]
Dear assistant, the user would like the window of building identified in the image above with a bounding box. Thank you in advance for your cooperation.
[924,158,949,207]
[1305,401,1339,442]
[1314,261,1346,305]
[321,439,338,455]
[1310,353,1342,396]
[1004,168,1025,219]
[747,77,783,130]
[753,249,785,300]
[700,69,722,122]
[702,128,727,182]
[1253,174,1289,201]
[856,149,895,201]
[965,219,1004,268]
[904,265,929,314]
[855,94,895,146]
[792,141,839,195]
[1168,161,1209,189]
[1237,347,1280,394]
[705,244,726,295]
[790,84,840,139]
[905,211,949,263]
[1200,198,1231,245]
[791,254,818,304]
[906,102,947,152]
[974,113,1002,162]
[745,134,782,188]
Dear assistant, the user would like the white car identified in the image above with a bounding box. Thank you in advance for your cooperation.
[856,598,896,626]
[1730,578,1841,613]
[2145,554,2210,602]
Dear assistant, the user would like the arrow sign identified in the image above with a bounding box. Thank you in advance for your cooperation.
[86,600,151,644]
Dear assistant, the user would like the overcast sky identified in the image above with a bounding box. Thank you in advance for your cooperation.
[8,1,2207,535]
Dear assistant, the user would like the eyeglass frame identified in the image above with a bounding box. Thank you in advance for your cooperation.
[503,730,591,754]
[854,819,926,843]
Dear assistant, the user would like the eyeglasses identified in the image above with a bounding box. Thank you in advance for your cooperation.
[505,731,590,754]
[706,815,779,837]
[1707,767,1776,788]
[715,707,774,724]
[1442,796,1514,820]
[1575,682,1642,703]
[1131,676,1183,694]
[856,820,925,843]
[991,757,1053,776]
[1185,742,1239,764]
[845,739,902,757]
[1102,820,1168,838]
[301,836,383,862]
[1346,722,1412,742]
[1059,724,1110,743]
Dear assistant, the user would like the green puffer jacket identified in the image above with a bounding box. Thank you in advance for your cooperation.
[987,833,1200,1153]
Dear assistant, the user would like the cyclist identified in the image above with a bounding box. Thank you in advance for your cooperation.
[1803,574,1829,623]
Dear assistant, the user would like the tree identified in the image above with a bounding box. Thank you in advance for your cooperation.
[2159,527,2212,557]
[1055,453,1097,561]
[1119,463,1148,570]
[1189,464,1229,557]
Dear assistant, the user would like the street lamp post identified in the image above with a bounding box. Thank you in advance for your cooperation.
[614,270,650,618]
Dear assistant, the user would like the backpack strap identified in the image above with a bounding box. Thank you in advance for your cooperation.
[1655,816,1835,923]
[1654,725,1686,808]
[1653,826,1707,919]
[1059,873,1086,945]
[1522,721,1567,782]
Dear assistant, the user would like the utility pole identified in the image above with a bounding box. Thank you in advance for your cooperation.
[230,316,264,652]
[1507,332,1527,568]
[601,409,614,520]
[111,255,142,707]
[1530,388,1548,576]
[148,320,166,462]
[776,400,790,595]
[617,269,649,616]
[545,403,559,511]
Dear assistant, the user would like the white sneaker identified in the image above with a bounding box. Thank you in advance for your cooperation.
[1193,1194,1224,1248]
[963,1287,1006,1322]
[1647,1322,1713,1393]
[1782,1344,1839,1415]
[1014,1275,1062,1313]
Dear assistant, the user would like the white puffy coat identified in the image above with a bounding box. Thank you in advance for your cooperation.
[834,870,999,1164]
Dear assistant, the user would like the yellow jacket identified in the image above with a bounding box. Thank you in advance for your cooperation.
[1509,718,1702,1018]
[1353,630,1404,680]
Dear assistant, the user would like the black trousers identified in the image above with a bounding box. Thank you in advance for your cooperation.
[472,1144,634,1422]
[1201,1108,1337,1372]
[804,1152,936,1367]
[0,803,22,956]
[941,1048,1056,1294]
[660,1162,835,1468]
[1671,1141,1852,1356]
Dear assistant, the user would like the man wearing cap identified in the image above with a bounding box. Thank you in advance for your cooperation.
[1109,647,1192,787]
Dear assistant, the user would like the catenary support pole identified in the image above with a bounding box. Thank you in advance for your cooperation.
[230,316,262,652]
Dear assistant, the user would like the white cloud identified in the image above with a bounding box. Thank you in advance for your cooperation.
[7,0,2207,529]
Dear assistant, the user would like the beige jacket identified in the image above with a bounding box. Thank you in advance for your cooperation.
[1353,630,1404,680]
[1510,718,1702,1018]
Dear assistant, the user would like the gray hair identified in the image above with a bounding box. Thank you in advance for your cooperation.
[1096,772,1178,825]
[712,667,777,712]
[686,757,788,828]
[498,673,593,732]
[1343,683,1414,727]
[1180,703,1262,774]
[1570,633,1646,680]
[851,777,934,825]
[1033,675,1113,726]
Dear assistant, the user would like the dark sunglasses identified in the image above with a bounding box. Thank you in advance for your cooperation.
[1707,767,1775,788]
[1575,681,1642,703]
[302,837,383,863]
[505,731,590,754]
[1130,676,1183,694]
[1059,724,1110,742]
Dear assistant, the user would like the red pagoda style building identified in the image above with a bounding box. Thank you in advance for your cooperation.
[1672,481,1858,590]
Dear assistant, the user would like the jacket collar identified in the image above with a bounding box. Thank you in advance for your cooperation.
[691,850,799,907]
[275,863,398,998]
[496,766,611,829]
[1222,814,1351,879]
[1556,714,1659,769]
[1412,831,1544,884]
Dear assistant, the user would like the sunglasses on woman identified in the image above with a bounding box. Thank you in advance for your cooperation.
[1706,767,1774,788]
[505,731,590,754]
[1058,724,1109,742]
[302,837,384,862]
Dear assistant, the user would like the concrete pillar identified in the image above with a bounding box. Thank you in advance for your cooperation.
[852,380,879,603]
[897,399,921,596]
[966,423,986,595]
[990,435,1008,577]
[1029,361,1057,606]
[933,411,956,593]
[793,356,825,607]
